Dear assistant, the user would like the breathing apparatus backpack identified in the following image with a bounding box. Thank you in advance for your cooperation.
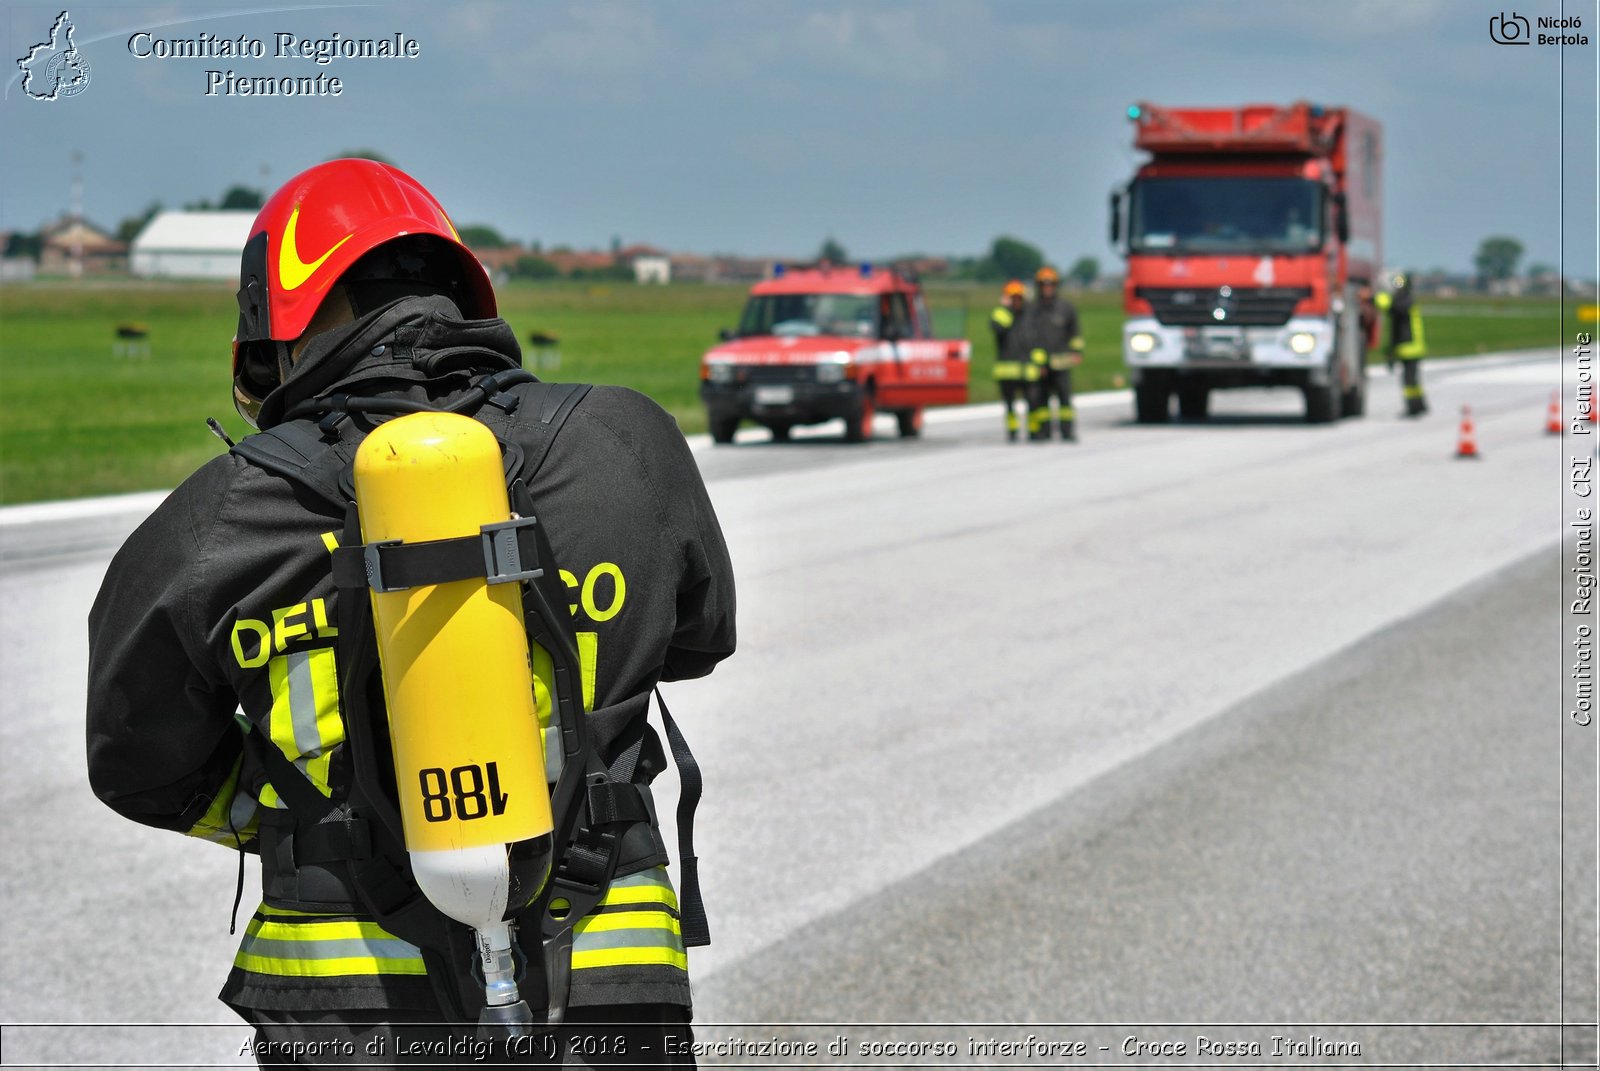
[226,369,708,1030]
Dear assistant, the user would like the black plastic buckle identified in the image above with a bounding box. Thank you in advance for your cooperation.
[552,830,619,891]
[362,539,404,593]
[482,516,543,585]
[315,409,348,441]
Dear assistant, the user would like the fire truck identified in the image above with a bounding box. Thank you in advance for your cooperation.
[1109,102,1382,423]
[699,265,970,444]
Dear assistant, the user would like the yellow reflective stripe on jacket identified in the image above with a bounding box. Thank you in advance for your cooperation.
[990,306,1015,329]
[571,868,687,973]
[992,360,1024,380]
[1068,336,1085,350]
[233,907,427,978]
[258,647,343,809]
[577,632,598,713]
[571,946,689,971]
[1396,309,1426,359]
[185,752,262,846]
[1030,348,1048,365]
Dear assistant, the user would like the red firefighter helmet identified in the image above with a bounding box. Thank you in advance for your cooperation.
[232,158,496,425]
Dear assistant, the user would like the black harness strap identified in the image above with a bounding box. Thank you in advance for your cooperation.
[599,690,709,947]
[229,419,354,509]
[654,690,710,947]
[333,515,545,593]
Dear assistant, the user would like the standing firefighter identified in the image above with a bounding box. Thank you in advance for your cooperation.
[86,159,737,1067]
[990,280,1030,441]
[1377,271,1428,416]
[1021,265,1086,442]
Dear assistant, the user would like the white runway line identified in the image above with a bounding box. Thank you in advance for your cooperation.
[0,489,169,527]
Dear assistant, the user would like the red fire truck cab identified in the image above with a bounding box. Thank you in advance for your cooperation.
[1110,102,1383,424]
[699,265,970,443]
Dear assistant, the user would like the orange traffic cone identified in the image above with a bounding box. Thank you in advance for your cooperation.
[1455,405,1481,459]
[1546,391,1563,435]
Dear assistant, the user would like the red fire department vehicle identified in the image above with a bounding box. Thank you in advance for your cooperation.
[1110,101,1383,423]
[699,264,970,443]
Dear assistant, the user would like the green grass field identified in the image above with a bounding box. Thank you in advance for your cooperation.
[0,279,1582,504]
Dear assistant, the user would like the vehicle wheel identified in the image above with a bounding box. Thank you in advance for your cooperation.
[710,416,739,444]
[1177,386,1210,421]
[1134,382,1171,424]
[895,408,924,438]
[768,423,793,443]
[844,387,876,443]
[1304,381,1339,424]
[1340,362,1367,418]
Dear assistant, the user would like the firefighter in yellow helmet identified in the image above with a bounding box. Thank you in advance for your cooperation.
[1019,265,1086,441]
[1375,271,1428,416]
[990,280,1031,441]
[87,159,736,1066]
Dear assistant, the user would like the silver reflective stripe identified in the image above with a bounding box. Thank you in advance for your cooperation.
[228,786,259,834]
[239,934,423,962]
[543,726,562,783]
[286,650,320,759]
[608,868,674,893]
[572,927,681,954]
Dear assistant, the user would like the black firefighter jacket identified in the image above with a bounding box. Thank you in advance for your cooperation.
[86,296,737,1014]
[1020,295,1085,370]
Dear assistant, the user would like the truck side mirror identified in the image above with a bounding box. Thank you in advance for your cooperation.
[1110,191,1123,245]
[1332,193,1350,244]
[718,327,734,342]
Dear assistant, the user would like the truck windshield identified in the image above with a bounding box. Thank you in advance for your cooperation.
[737,293,880,339]
[1130,178,1324,254]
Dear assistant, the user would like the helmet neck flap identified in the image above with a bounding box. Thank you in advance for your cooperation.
[252,293,521,431]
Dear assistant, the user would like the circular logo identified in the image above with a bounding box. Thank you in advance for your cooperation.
[44,49,91,98]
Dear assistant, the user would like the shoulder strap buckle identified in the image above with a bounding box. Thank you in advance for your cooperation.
[362,539,405,593]
[481,517,543,586]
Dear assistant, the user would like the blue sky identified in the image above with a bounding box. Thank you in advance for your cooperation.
[2,0,1596,276]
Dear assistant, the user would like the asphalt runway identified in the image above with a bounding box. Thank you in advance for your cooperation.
[0,351,1592,1067]
[693,545,1594,1068]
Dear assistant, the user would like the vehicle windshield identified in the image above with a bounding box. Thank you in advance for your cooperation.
[1130,178,1324,254]
[737,293,880,339]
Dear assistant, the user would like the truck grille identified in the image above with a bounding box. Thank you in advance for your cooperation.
[741,365,815,383]
[1137,286,1310,327]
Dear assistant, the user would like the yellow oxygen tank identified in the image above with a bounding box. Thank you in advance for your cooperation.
[353,410,552,1027]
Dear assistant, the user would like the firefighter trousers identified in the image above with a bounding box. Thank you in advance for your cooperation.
[998,380,1026,440]
[1400,358,1427,417]
[1029,369,1075,440]
[241,1003,697,1069]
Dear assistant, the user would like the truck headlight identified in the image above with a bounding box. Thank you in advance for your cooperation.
[1128,331,1158,354]
[707,362,734,384]
[1288,332,1317,355]
[816,353,852,383]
